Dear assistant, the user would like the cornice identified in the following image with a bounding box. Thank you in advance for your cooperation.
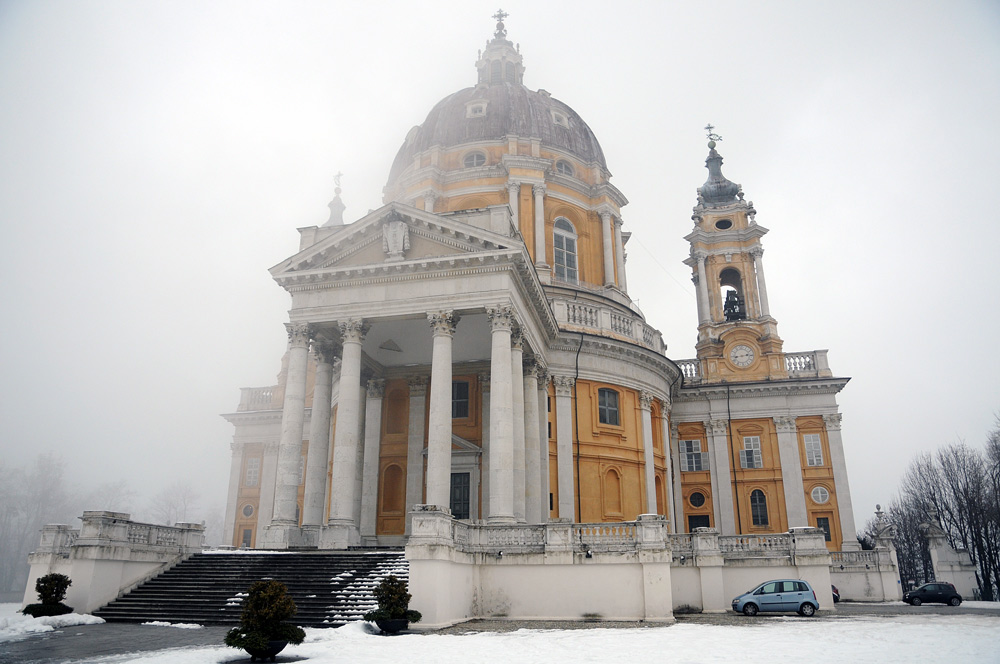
[675,376,850,400]
[221,410,283,425]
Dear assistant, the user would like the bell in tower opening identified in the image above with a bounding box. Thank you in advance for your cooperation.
[724,290,747,321]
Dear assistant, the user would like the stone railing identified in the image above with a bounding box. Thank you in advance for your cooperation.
[719,533,792,554]
[34,525,80,556]
[574,523,638,551]
[784,350,831,378]
[666,533,694,555]
[676,359,701,381]
[72,510,206,554]
[550,297,665,354]
[237,386,278,412]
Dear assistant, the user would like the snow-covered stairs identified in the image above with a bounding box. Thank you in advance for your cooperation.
[92,550,408,627]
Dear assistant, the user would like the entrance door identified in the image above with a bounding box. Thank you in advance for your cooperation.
[450,472,470,520]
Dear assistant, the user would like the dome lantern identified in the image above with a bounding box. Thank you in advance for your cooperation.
[476,10,524,86]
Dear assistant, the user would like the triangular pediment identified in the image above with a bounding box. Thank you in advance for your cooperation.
[270,203,520,279]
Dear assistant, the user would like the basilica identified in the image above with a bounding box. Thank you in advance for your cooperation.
[221,14,859,556]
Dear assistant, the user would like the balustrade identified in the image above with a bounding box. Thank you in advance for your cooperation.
[676,359,701,381]
[784,352,816,374]
[719,534,791,553]
[238,386,277,411]
[551,297,664,353]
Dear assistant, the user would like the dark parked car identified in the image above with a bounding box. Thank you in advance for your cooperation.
[732,579,819,616]
[903,582,962,606]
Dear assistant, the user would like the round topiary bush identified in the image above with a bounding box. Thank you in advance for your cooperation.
[363,575,422,624]
[22,573,73,618]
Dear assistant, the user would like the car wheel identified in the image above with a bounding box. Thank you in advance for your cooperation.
[949,597,961,606]
[911,597,922,606]
[798,603,816,617]
[743,603,758,616]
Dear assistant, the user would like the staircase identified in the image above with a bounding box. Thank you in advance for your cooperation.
[93,550,408,627]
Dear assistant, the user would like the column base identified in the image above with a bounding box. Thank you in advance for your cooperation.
[487,515,516,525]
[320,520,360,550]
[259,522,304,550]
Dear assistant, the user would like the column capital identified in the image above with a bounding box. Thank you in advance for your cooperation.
[522,356,538,377]
[532,183,546,196]
[486,304,515,332]
[639,390,654,411]
[510,325,525,349]
[427,310,460,336]
[535,366,550,388]
[669,420,679,439]
[659,393,672,408]
[709,419,728,436]
[613,215,624,228]
[230,441,241,454]
[264,441,279,454]
[366,378,385,399]
[750,246,764,258]
[774,415,797,432]
[311,340,340,365]
[823,413,843,431]
[407,375,428,396]
[478,372,491,391]
[285,322,312,348]
[693,251,709,264]
[507,180,521,194]
[338,319,369,344]
[552,375,575,396]
[600,211,613,223]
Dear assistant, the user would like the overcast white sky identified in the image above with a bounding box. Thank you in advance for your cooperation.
[1,1,998,532]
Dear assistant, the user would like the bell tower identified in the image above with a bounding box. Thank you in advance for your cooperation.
[684,127,786,383]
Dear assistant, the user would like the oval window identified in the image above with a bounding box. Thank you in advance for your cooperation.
[715,219,733,230]
[689,492,706,508]
[811,486,830,504]
[464,152,486,168]
[241,504,255,518]
[556,160,574,176]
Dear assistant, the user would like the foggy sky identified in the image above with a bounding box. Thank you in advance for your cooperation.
[1,0,998,531]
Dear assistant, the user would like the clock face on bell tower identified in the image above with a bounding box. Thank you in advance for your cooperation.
[729,344,755,368]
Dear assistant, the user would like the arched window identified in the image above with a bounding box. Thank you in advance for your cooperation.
[553,217,578,284]
[464,152,486,168]
[555,160,574,176]
[490,60,502,84]
[750,490,769,527]
[720,268,747,321]
[505,62,515,83]
[597,388,620,425]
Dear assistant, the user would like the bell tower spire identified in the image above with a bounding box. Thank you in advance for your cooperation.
[476,9,525,86]
[683,127,785,383]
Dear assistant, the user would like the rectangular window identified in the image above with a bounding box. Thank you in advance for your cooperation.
[547,396,551,412]
[547,421,552,439]
[804,433,824,466]
[244,457,260,487]
[688,514,710,530]
[680,440,705,472]
[597,388,620,425]
[452,380,470,419]
[450,472,470,520]
[553,235,578,283]
[741,436,763,469]
[817,517,832,541]
[241,529,253,547]
[298,456,306,485]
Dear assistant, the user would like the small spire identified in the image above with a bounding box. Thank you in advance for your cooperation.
[476,9,524,86]
[492,9,509,39]
[698,124,740,206]
[324,172,346,226]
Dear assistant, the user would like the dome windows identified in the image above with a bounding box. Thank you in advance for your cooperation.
[465,100,488,118]
[551,110,569,127]
[714,218,733,230]
[555,160,574,176]
[463,151,487,168]
[553,217,578,284]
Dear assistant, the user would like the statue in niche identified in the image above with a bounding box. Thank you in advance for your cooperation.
[382,217,410,261]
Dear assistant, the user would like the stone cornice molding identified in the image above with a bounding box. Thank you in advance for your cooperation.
[221,411,283,425]
[366,378,385,399]
[823,413,843,431]
[548,335,679,385]
[675,377,850,400]
[428,310,460,337]
[552,375,575,396]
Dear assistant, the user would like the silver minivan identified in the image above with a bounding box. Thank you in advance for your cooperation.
[731,579,819,616]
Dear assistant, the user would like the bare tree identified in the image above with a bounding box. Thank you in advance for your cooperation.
[146,479,201,526]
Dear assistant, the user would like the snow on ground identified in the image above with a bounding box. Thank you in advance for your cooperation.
[140,621,204,629]
[36,614,1000,664]
[0,603,104,643]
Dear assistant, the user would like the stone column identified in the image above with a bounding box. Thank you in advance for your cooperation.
[522,359,542,524]
[258,442,278,528]
[507,181,520,229]
[824,413,860,550]
[613,217,627,293]
[302,343,338,531]
[511,328,527,522]
[404,376,428,536]
[708,418,736,535]
[751,247,771,318]
[359,379,385,544]
[696,252,711,324]
[640,392,657,514]
[426,311,459,510]
[669,421,683,532]
[660,403,676,531]
[487,305,515,523]
[223,443,243,546]
[479,372,491,519]
[424,191,437,213]
[269,323,311,528]
[601,211,615,287]
[553,375,576,521]
[537,368,551,522]
[325,319,367,548]
[775,416,808,528]
[692,274,705,323]
[532,184,547,267]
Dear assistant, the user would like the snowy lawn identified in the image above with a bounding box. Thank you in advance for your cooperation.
[0,603,104,642]
[1,613,992,664]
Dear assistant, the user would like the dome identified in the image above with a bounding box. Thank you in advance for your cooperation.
[387,83,607,184]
